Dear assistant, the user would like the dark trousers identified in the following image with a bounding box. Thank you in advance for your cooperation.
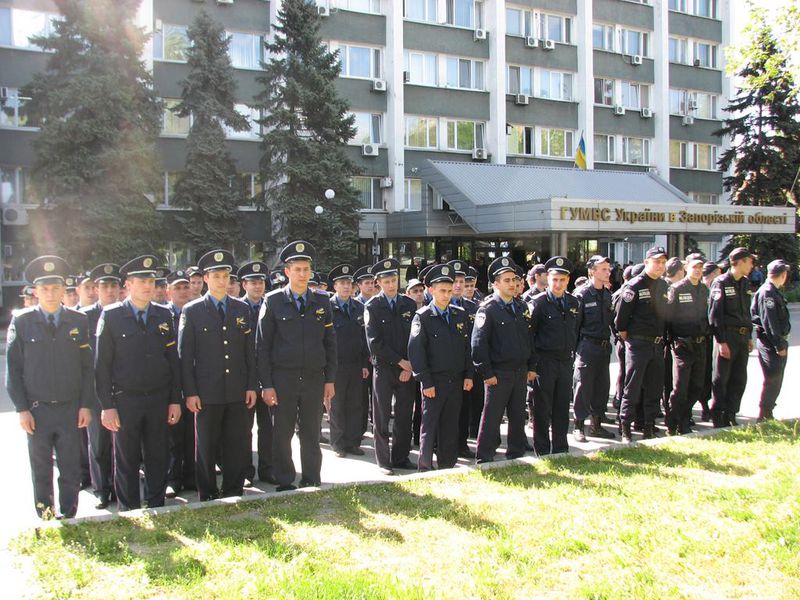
[711,333,750,417]
[372,363,415,468]
[27,403,81,518]
[614,339,626,409]
[573,340,611,421]
[79,427,91,486]
[476,368,528,462]
[667,341,706,431]
[195,401,250,499]
[620,339,665,425]
[361,365,373,437]
[419,375,463,470]
[412,383,422,445]
[532,355,573,455]
[330,363,364,451]
[757,341,787,415]
[663,346,673,415]
[114,395,170,510]
[252,400,273,480]
[272,369,325,486]
[167,401,195,490]
[87,407,113,497]
[698,336,714,414]
[468,376,485,438]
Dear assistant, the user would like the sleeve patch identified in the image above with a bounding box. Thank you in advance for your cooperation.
[711,288,722,301]
[411,318,421,337]
[474,311,487,328]
[622,288,635,303]
[765,297,775,309]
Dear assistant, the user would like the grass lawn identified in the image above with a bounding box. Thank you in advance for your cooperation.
[12,422,800,600]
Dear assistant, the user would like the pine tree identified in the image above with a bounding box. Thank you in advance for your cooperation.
[171,11,248,255]
[21,0,162,266]
[716,8,800,265]
[256,0,361,270]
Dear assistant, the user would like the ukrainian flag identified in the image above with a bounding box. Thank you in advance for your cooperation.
[574,133,587,170]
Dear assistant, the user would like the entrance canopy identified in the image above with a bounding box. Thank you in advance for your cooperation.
[420,161,794,235]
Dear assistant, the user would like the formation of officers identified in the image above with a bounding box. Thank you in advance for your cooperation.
[5,240,792,519]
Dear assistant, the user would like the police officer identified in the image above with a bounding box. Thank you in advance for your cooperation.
[464,266,483,303]
[227,266,241,298]
[76,273,98,310]
[528,257,580,455]
[269,268,288,292]
[408,264,473,471]
[328,263,369,457]
[353,266,377,304]
[81,262,122,509]
[179,249,258,501]
[665,254,709,435]
[662,257,686,419]
[615,247,670,443]
[257,241,337,491]
[63,276,79,308]
[154,268,169,304]
[698,261,722,422]
[471,257,536,463]
[751,259,791,422]
[708,247,754,428]
[94,256,182,511]
[186,266,204,300]
[522,264,547,302]
[364,258,419,475]
[6,256,94,519]
[573,255,616,442]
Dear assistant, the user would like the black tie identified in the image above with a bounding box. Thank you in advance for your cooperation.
[558,297,565,313]
[506,302,515,317]
[389,299,395,314]
[137,311,146,331]
[298,295,305,316]
[342,302,350,319]
[442,310,449,325]
[218,302,225,322]
[252,304,259,321]
[47,313,56,337]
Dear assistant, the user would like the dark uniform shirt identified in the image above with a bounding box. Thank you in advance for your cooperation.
[330,297,369,368]
[256,286,337,389]
[470,294,535,379]
[708,271,752,344]
[528,290,580,363]
[450,295,478,331]
[574,283,613,341]
[614,273,669,338]
[751,281,790,352]
[667,278,710,339]
[6,306,94,412]
[80,301,104,352]
[408,303,474,389]
[94,300,181,409]
[364,293,418,367]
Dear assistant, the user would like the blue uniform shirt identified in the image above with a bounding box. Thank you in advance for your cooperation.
[37,305,64,328]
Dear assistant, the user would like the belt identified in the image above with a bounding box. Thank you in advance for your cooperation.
[116,386,170,398]
[629,334,665,344]
[581,336,611,347]
[674,335,707,345]
[726,326,751,336]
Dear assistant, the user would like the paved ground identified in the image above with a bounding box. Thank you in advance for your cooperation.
[1,306,799,549]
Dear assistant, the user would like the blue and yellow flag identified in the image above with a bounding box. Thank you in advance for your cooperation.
[574,133,587,170]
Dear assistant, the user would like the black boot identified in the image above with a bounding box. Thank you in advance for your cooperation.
[642,423,657,440]
[711,410,726,428]
[727,412,738,427]
[621,422,633,444]
[589,415,615,439]
[572,419,586,443]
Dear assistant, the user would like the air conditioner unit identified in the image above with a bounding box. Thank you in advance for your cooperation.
[474,28,487,41]
[379,177,393,188]
[682,115,695,126]
[693,58,701,67]
[362,144,379,157]
[403,71,411,83]
[472,148,489,161]
[317,5,330,16]
[525,36,538,48]
[543,39,555,50]
[631,54,643,65]
[614,105,626,116]
[217,0,234,4]
[2,206,29,226]
[515,94,529,105]
[371,79,387,92]
[640,107,653,118]
[688,100,698,110]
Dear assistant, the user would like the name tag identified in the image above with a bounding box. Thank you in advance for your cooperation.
[724,287,736,297]
[639,289,651,300]
[584,302,597,308]
[678,293,693,303]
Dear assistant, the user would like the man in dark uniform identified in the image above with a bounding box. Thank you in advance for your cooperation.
[364,258,419,475]
[463,266,482,303]
[354,265,378,438]
[353,266,377,304]
[614,247,669,443]
[662,257,686,420]
[751,259,791,422]
[528,257,580,455]
[408,264,473,471]
[238,261,275,484]
[708,247,754,427]
[76,272,98,310]
[328,263,369,457]
[186,266,204,301]
[80,262,122,508]
[154,268,169,304]
[698,261,722,422]
[573,255,616,442]
[522,264,547,302]
[269,269,288,291]
[95,256,182,511]
[6,256,94,519]
[63,276,79,308]
[257,241,337,491]
[665,254,709,435]
[471,257,536,463]
[179,250,257,500]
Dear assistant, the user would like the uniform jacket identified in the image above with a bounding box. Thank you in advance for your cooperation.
[574,283,613,342]
[614,273,669,338]
[751,281,790,352]
[450,296,478,333]
[667,278,710,339]
[708,271,752,344]
[364,292,418,368]
[80,302,103,352]
[470,293,535,379]
[528,290,581,362]
[408,303,474,389]
[330,297,369,368]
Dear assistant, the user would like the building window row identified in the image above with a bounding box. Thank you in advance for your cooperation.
[329,41,383,80]
[670,141,719,170]
[320,0,383,15]
[669,36,718,68]
[669,0,717,19]
[594,78,651,110]
[506,7,572,44]
[0,88,39,128]
[350,112,383,145]
[690,191,719,204]
[156,171,262,207]
[161,99,261,139]
[404,51,485,91]
[593,23,651,58]
[594,134,653,166]
[0,7,59,50]
[353,176,384,210]
[404,0,485,30]
[507,126,575,159]
[405,116,485,152]
[507,66,574,101]
[669,88,718,119]
[153,25,263,70]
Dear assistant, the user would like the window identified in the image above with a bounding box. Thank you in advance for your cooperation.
[669,37,688,63]
[403,178,423,211]
[621,137,651,165]
[351,112,382,145]
[670,140,688,168]
[594,134,615,163]
[2,9,59,50]
[619,28,649,57]
[593,78,615,106]
[671,89,718,118]
[0,8,9,46]
[0,88,38,128]
[538,70,573,101]
[404,51,438,86]
[671,142,718,170]
[540,128,574,159]
[507,65,533,96]
[592,23,614,51]
[507,125,533,156]
[695,0,716,18]
[445,120,484,151]
[696,143,716,170]
[333,0,382,14]
[691,192,719,205]
[233,173,263,205]
[224,105,260,140]
[353,177,383,210]
[1,166,21,204]
[446,57,484,90]
[693,41,717,68]
[162,99,191,135]
[405,0,437,22]
[669,89,686,114]
[446,0,482,29]
[669,0,687,10]
[227,32,262,70]
[537,13,571,44]
[155,172,181,206]
[153,24,189,61]
[405,116,438,148]
[621,81,650,109]
[506,8,525,37]
[335,43,382,79]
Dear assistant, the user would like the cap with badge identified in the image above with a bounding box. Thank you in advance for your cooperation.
[465,266,478,281]
[64,275,78,290]
[309,271,321,286]
[487,256,518,281]
[269,269,288,289]
[446,260,466,277]
[529,264,547,278]
[702,261,719,277]
[166,269,190,285]
[328,264,355,282]
[545,256,572,275]
[406,278,424,291]
[228,265,240,282]
[198,249,234,273]
[353,265,374,282]
[372,257,400,279]
[120,255,159,278]
[684,253,705,268]
[424,264,454,286]
[25,256,71,286]
[280,240,314,263]
[585,255,609,270]
[645,246,668,259]
[513,263,525,278]
[418,263,435,284]
[90,263,121,283]
[185,266,201,278]
[155,267,169,286]
[729,247,754,262]
[767,259,791,276]
[665,257,684,277]
[238,261,268,281]
[19,285,35,298]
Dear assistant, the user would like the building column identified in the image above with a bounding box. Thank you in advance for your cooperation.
[549,233,559,257]
[385,0,406,211]
[676,233,685,258]
[486,0,506,163]
[575,0,594,167]
[652,0,670,179]
[559,232,568,256]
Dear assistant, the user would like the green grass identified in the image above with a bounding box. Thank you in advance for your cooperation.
[12,421,800,599]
